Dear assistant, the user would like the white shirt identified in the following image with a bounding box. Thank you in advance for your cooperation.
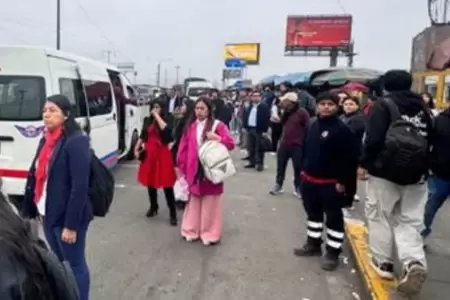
[37,182,47,215]
[35,161,47,216]
[169,97,176,113]
[196,119,206,146]
[248,104,258,127]
[271,104,279,119]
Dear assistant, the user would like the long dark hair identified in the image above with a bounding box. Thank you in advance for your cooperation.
[179,99,195,128]
[186,96,215,137]
[148,98,167,129]
[0,194,54,299]
[63,113,82,137]
[421,92,435,109]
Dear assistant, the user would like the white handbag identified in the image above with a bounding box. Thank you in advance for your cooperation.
[198,120,236,184]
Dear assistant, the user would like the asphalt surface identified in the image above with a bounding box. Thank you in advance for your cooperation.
[347,181,450,299]
[86,152,364,300]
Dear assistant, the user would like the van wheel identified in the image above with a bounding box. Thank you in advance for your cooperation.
[126,131,138,160]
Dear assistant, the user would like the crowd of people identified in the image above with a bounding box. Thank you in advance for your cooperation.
[0,68,449,299]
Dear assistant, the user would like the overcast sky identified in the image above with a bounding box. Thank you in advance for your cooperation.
[0,0,429,85]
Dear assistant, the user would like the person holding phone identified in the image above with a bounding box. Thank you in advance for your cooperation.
[134,98,178,226]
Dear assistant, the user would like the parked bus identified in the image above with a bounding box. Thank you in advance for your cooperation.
[0,46,143,203]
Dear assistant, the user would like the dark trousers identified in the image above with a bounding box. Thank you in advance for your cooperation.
[147,187,176,217]
[276,145,302,189]
[270,122,282,152]
[247,128,264,166]
[301,180,345,256]
[43,223,90,300]
[422,175,450,237]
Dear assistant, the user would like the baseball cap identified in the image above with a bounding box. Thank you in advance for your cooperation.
[279,92,298,102]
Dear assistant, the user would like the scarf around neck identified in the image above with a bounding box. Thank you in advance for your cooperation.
[34,127,63,204]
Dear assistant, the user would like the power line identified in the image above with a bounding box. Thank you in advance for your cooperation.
[73,0,132,61]
[336,0,347,14]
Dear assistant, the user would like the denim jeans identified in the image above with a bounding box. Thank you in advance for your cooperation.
[422,175,450,237]
[43,224,90,300]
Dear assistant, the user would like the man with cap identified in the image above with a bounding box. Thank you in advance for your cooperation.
[294,91,358,271]
[269,92,309,197]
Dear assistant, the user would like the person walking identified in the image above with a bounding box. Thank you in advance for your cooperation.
[269,92,309,197]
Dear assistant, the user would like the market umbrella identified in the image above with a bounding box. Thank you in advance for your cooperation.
[311,68,382,86]
[341,81,370,93]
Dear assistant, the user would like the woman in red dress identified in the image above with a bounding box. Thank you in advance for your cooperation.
[134,99,177,226]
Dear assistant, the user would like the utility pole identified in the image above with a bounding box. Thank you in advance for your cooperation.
[175,65,180,84]
[56,0,61,49]
[156,62,161,87]
[104,50,113,64]
[164,68,168,87]
[188,68,192,77]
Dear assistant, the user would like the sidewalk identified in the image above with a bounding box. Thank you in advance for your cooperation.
[345,191,450,299]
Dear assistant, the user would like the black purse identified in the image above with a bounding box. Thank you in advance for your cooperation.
[138,148,147,162]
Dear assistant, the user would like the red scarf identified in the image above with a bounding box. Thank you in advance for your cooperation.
[34,127,63,204]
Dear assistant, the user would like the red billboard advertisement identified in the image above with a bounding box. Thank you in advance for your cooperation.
[285,15,352,49]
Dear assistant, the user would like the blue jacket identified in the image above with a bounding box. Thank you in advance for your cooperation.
[22,133,93,230]
[243,102,271,133]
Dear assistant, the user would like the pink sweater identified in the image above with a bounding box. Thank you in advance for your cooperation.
[177,120,235,196]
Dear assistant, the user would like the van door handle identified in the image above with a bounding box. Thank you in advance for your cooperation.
[106,114,116,121]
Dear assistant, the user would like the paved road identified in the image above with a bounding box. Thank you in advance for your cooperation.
[346,181,450,299]
[86,153,364,300]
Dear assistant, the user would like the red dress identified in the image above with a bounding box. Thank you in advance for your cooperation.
[137,125,176,188]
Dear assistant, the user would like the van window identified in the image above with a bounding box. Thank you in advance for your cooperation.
[83,81,113,116]
[59,78,88,117]
[0,76,45,121]
[188,87,212,97]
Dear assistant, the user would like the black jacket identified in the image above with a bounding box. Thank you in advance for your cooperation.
[360,91,434,179]
[430,109,450,179]
[139,117,173,145]
[243,102,271,133]
[0,223,79,300]
[341,111,366,157]
[301,116,359,206]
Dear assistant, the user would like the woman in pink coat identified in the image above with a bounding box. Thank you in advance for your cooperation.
[177,97,235,245]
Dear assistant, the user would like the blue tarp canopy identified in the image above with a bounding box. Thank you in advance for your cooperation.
[260,75,280,84]
[273,72,311,85]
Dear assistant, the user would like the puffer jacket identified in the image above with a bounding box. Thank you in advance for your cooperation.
[0,222,79,300]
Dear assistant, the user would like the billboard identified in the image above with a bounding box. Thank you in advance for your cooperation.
[224,43,260,65]
[285,15,352,50]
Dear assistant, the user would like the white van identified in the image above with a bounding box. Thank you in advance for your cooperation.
[0,46,143,201]
[186,81,214,101]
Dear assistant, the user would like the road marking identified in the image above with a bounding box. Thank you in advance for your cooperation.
[345,221,397,300]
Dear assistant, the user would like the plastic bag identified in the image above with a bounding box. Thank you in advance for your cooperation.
[174,177,189,202]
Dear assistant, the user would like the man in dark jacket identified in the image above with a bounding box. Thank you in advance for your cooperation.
[243,90,270,171]
[422,108,450,239]
[293,91,358,271]
[269,92,309,197]
[358,70,433,296]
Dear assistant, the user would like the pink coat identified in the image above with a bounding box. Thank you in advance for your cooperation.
[177,120,235,196]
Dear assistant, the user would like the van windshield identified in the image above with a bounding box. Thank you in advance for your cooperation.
[188,87,212,97]
[0,76,46,121]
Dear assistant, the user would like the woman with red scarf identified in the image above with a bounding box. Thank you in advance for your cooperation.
[134,98,178,226]
[22,94,92,300]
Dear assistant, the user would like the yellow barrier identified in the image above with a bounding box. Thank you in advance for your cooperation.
[345,220,397,300]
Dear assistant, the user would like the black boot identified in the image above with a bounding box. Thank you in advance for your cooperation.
[146,187,159,218]
[293,241,322,257]
[164,188,178,227]
[321,251,339,271]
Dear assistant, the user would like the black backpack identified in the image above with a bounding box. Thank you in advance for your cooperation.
[89,150,115,217]
[376,98,429,185]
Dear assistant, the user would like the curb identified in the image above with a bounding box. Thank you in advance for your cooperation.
[344,220,397,300]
